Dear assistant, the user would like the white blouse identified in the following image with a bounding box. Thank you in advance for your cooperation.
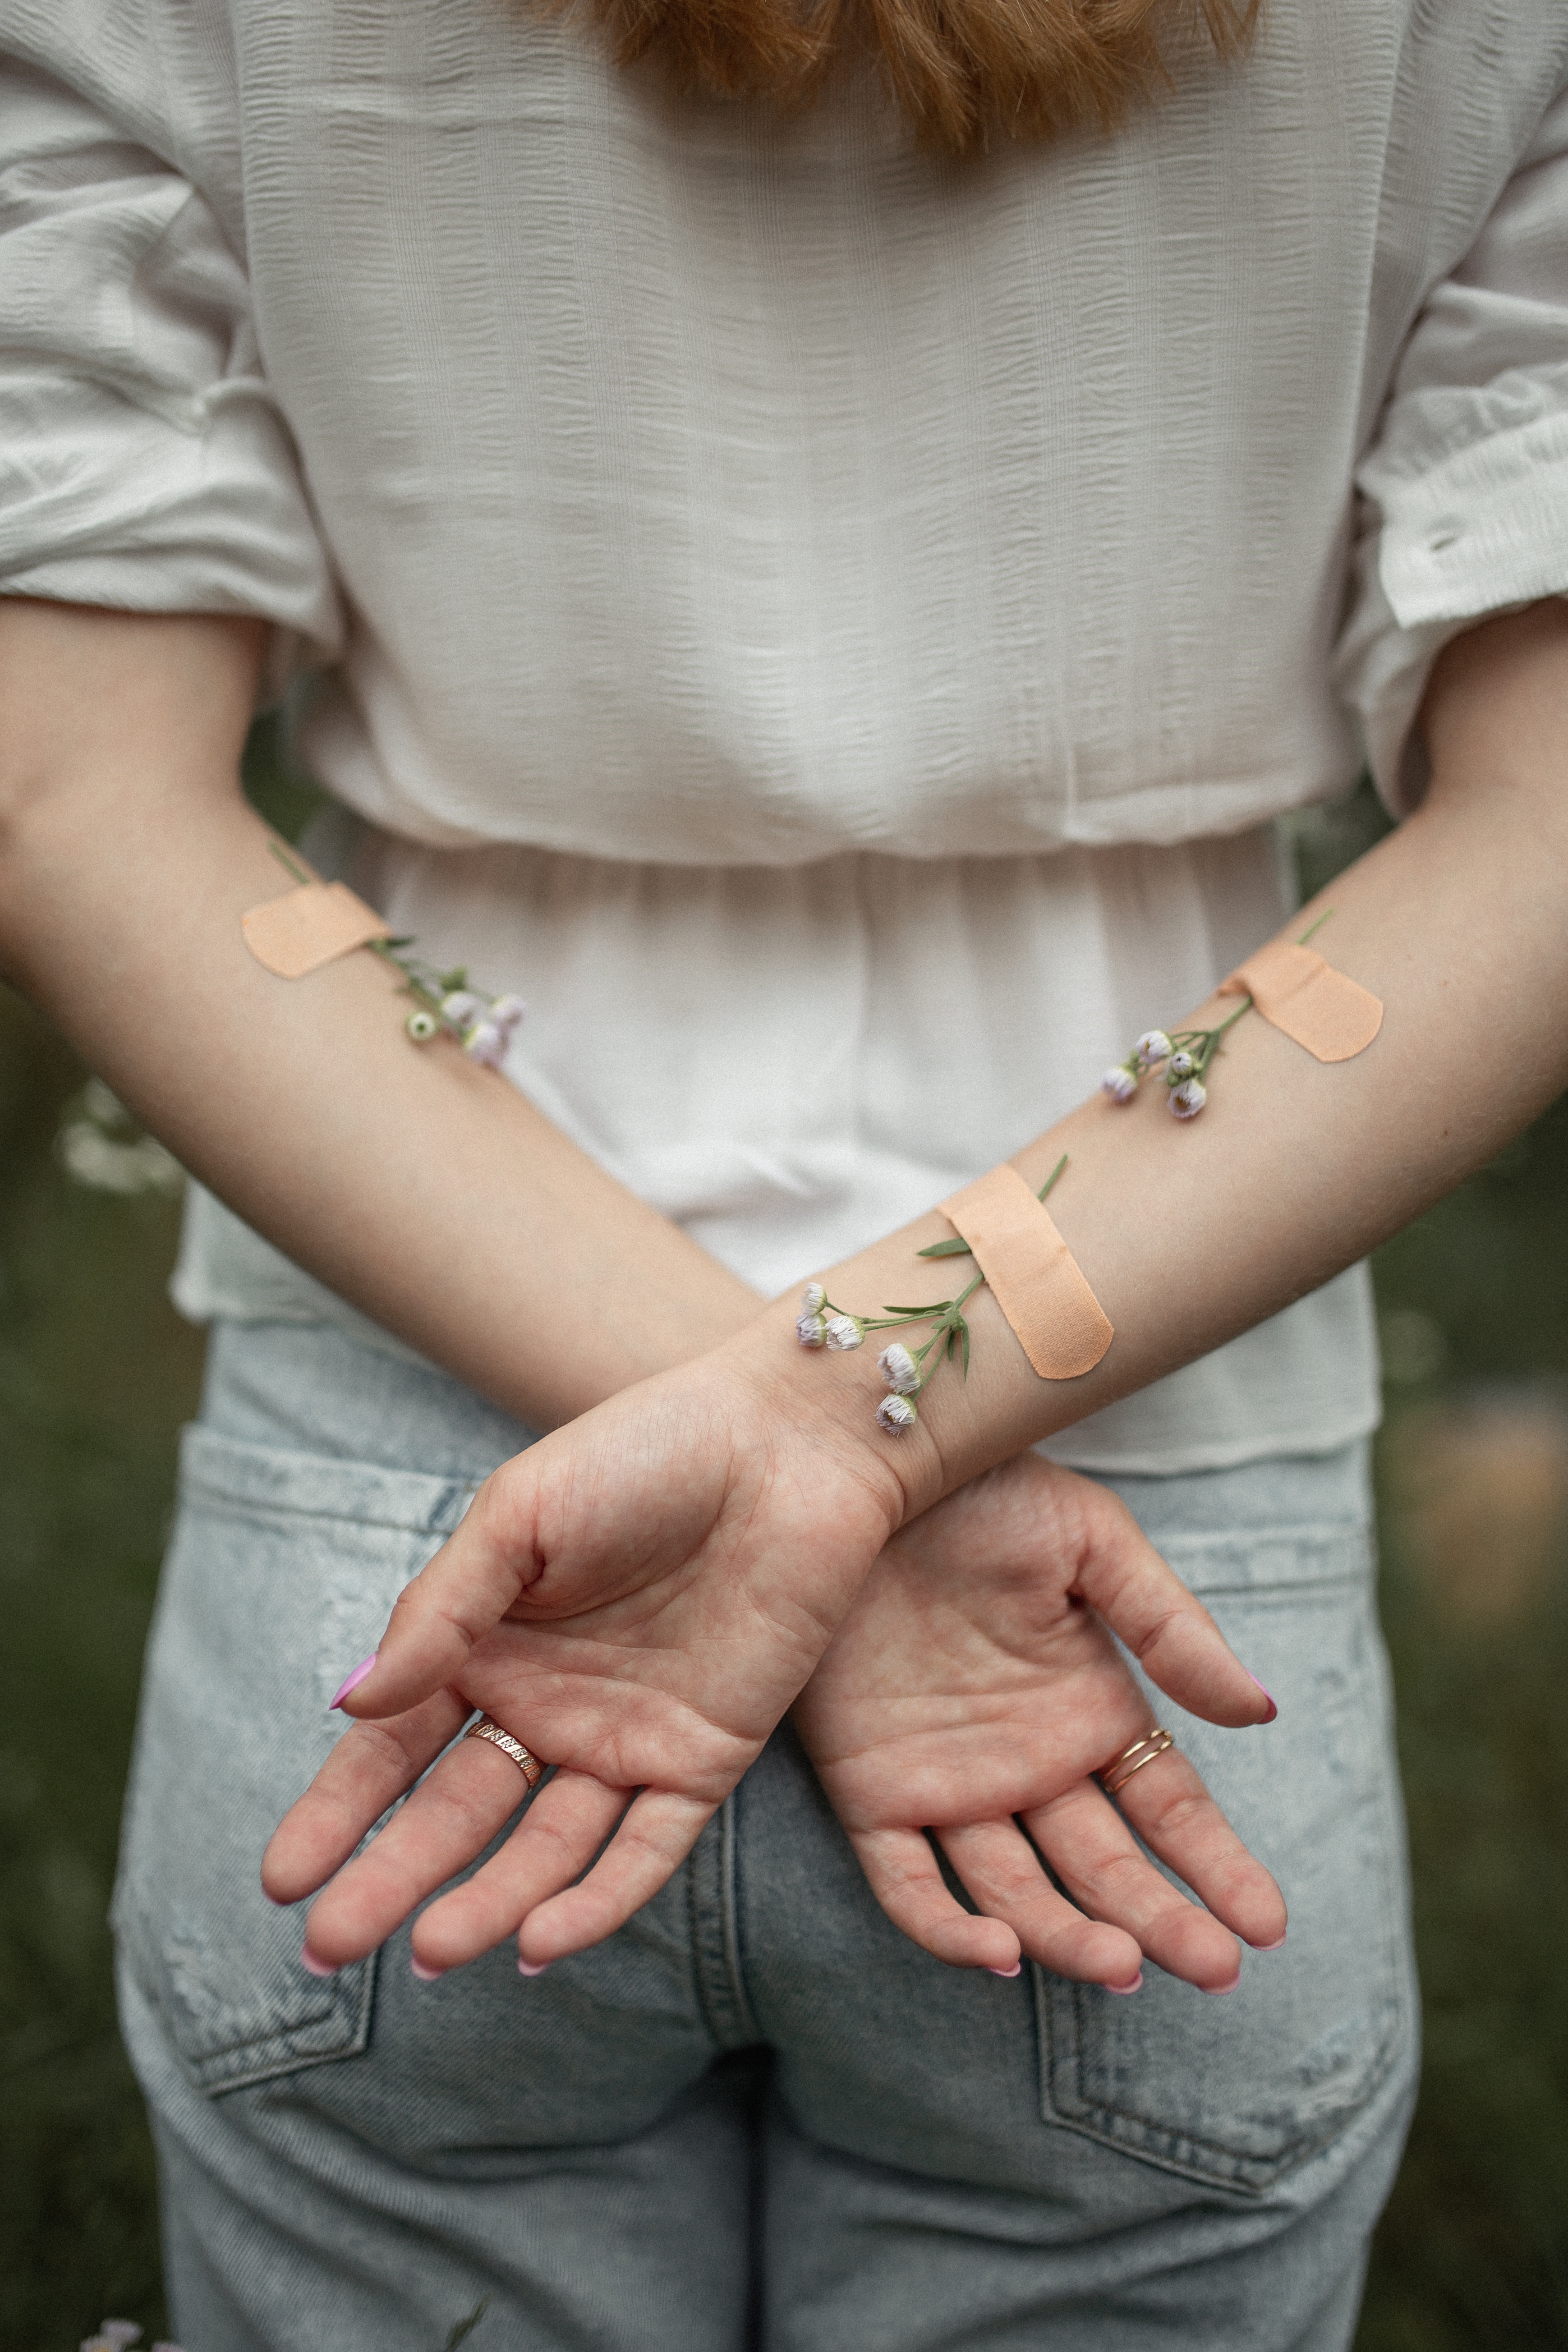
[3,0,1566,1466]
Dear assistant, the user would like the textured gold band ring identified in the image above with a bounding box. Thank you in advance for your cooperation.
[464,1715,544,1788]
[1100,1728,1175,1798]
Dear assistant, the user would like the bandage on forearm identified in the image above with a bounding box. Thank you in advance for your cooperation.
[936,1164,1113,1380]
[242,882,392,978]
[1218,938,1382,1063]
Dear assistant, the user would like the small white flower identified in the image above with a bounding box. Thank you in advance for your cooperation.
[877,1392,918,1433]
[1101,1066,1138,1104]
[1166,1048,1197,1081]
[91,2329,143,2351]
[824,1314,864,1351]
[1168,1077,1207,1119]
[878,1342,920,1394]
[801,1282,826,1315]
[1135,1029,1173,1069]
[464,1020,508,1068]
[405,1009,441,1042]
[489,992,527,1032]
[796,1312,828,1349]
[440,989,485,1030]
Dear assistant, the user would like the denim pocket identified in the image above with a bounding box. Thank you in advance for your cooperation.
[1035,1522,1417,2195]
[113,1426,481,2095]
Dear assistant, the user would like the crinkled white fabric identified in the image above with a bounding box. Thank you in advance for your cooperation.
[5,0,1564,1464]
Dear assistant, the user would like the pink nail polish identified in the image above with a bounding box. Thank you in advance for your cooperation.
[986,1962,1022,1979]
[518,1958,551,1977]
[1104,1973,1143,1995]
[1251,1933,1288,1952]
[329,1654,377,1712]
[1203,1971,1243,1996]
[1246,1671,1278,1723]
[410,1956,444,1982]
[300,1942,336,1978]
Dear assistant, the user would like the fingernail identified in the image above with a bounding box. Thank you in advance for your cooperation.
[1251,1933,1288,1952]
[329,1654,377,1712]
[1246,1671,1278,1723]
[300,1942,336,1978]
[518,1958,551,1977]
[1104,1973,1143,1995]
[986,1962,1022,1979]
[410,1956,444,1982]
[1203,1971,1243,1996]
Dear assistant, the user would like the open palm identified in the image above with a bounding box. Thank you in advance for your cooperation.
[796,1453,1285,1990]
[264,1367,1280,1989]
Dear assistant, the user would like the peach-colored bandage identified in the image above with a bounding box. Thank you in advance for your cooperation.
[241,882,392,978]
[1218,938,1382,1064]
[936,1164,1114,1381]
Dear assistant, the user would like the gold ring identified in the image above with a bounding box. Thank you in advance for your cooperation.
[1100,1727,1175,1797]
[464,1715,544,1788]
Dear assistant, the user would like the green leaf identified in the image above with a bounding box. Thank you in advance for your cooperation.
[442,2300,490,2352]
[917,1236,974,1259]
[880,1302,952,1317]
[960,1318,971,1377]
[1037,1153,1068,1203]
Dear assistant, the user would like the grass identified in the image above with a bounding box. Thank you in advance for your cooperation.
[0,770,1564,2347]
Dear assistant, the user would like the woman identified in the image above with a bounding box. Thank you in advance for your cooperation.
[2,0,1567,2343]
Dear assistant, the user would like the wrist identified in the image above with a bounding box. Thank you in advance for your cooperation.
[711,1294,950,1534]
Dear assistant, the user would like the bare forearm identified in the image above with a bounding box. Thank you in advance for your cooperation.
[760,602,1568,1514]
[0,602,759,1426]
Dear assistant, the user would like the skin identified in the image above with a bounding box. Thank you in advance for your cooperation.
[0,595,1279,1991]
[7,597,1567,1986]
[265,598,1568,1971]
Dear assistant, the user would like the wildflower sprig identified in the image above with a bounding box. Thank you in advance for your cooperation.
[269,842,524,1066]
[1102,911,1332,1120]
[798,1155,1067,1434]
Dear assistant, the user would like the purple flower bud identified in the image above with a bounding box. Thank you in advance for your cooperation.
[801,1282,826,1314]
[824,1314,864,1351]
[1136,1029,1173,1068]
[440,990,485,1030]
[489,992,527,1032]
[796,1313,828,1349]
[877,1393,918,1433]
[878,1342,920,1394]
[464,1020,509,1068]
[1167,1049,1197,1081]
[1168,1077,1207,1119]
[1101,1066,1138,1104]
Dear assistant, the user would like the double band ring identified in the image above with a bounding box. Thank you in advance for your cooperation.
[1099,1727,1175,1797]
[464,1714,544,1788]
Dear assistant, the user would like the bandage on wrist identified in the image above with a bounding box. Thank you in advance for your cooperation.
[1219,938,1382,1063]
[241,882,392,978]
[936,1164,1113,1380]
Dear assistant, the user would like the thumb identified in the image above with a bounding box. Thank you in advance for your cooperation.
[1070,1488,1275,1730]
[336,1456,542,1721]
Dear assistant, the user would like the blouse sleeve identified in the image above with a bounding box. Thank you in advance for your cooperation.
[0,48,341,678]
[1335,77,1568,813]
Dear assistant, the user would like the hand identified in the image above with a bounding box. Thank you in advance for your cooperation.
[262,1343,915,1971]
[795,1453,1284,1992]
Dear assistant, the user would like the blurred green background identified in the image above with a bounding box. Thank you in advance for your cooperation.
[0,755,1564,2349]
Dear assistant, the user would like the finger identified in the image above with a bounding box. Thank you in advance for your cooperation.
[337,1463,543,1722]
[1071,1488,1275,1729]
[847,1826,1021,1973]
[301,1712,541,1968]
[937,1820,1143,1989]
[1114,1745,1287,1952]
[412,1771,633,1971]
[516,1787,721,1965]
[261,1687,470,1907]
[1022,1778,1243,1992]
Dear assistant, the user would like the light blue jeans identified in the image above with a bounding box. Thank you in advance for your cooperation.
[114,1321,1418,2352]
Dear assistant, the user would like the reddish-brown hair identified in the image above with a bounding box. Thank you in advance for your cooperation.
[526,0,1260,159]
